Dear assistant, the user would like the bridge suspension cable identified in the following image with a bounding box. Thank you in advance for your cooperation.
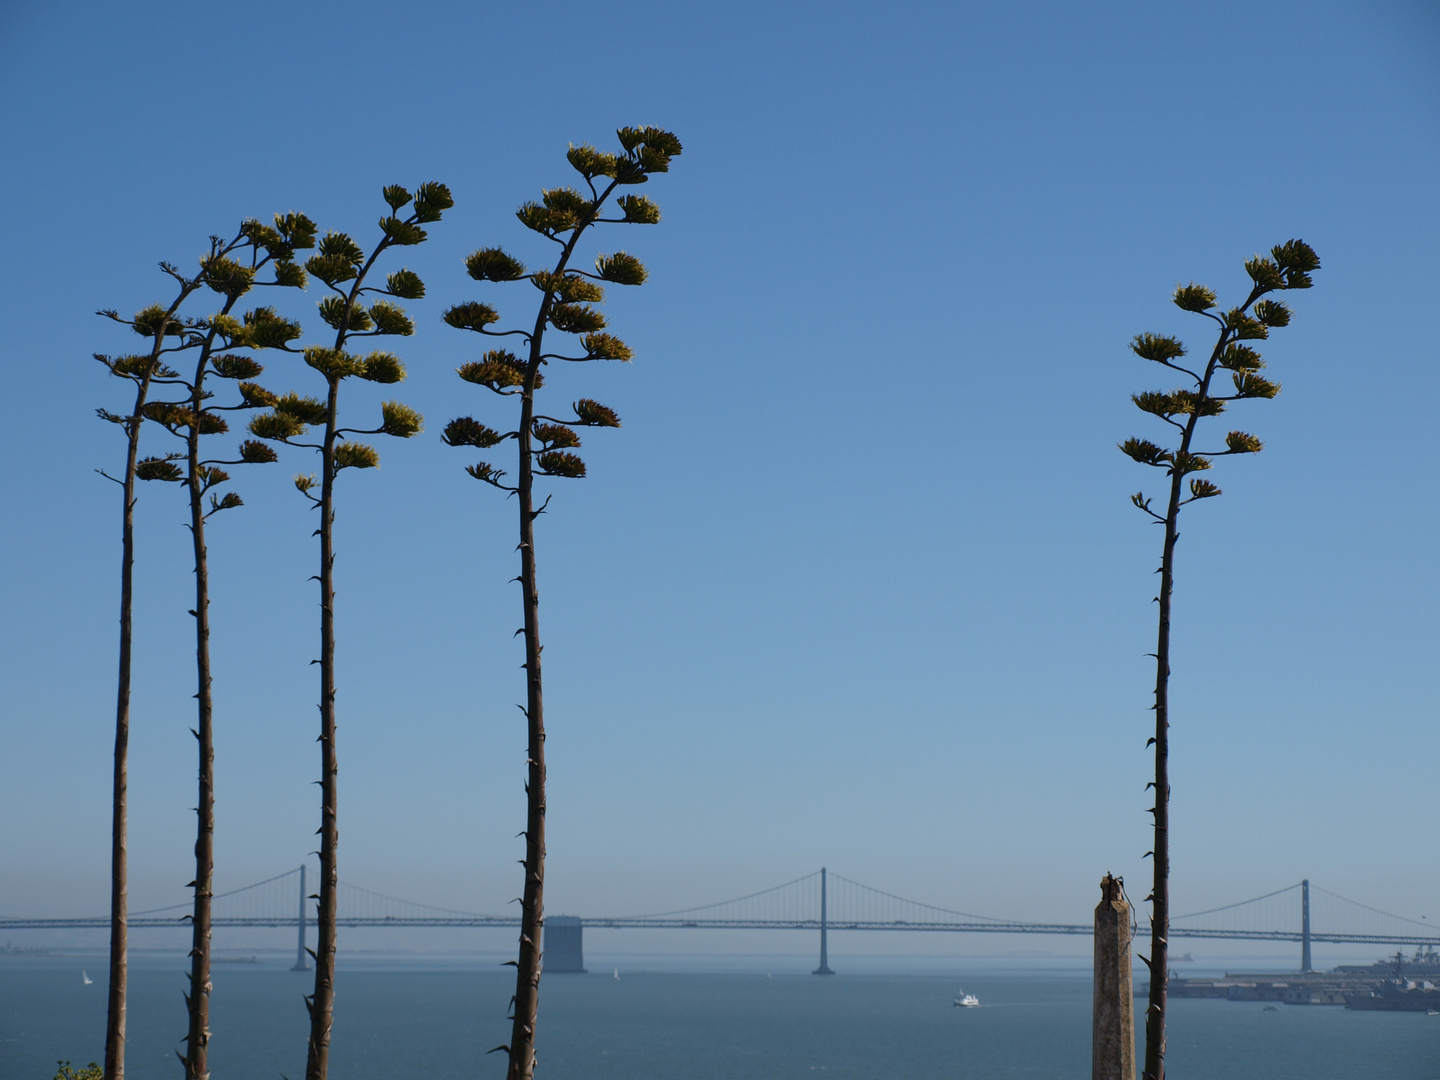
[128,866,304,918]
[610,871,823,922]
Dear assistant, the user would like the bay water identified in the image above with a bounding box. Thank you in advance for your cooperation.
[4,953,1439,1079]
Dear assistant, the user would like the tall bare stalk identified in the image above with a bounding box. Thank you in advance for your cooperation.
[95,255,228,1080]
[441,127,681,1080]
[246,185,449,1080]
[134,216,312,1078]
[1121,240,1320,1080]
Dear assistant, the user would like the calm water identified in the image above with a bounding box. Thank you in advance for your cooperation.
[4,954,1439,1079]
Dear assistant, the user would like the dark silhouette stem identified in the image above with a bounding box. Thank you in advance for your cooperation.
[105,284,200,1080]
[505,187,621,1080]
[183,294,242,1080]
[1141,290,1259,1080]
[305,231,395,1080]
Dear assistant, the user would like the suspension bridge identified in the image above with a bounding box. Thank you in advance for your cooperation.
[4,867,1436,974]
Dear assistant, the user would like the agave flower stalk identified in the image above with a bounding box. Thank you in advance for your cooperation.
[93,234,257,1080]
[1121,240,1319,1080]
[246,183,449,1080]
[134,215,312,1080]
[441,127,681,1080]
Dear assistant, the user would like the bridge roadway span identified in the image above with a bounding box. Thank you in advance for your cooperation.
[7,914,1440,949]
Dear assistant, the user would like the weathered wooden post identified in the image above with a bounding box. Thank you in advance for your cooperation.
[1093,874,1135,1080]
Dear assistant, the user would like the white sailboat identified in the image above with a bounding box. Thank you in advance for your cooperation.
[82,970,93,985]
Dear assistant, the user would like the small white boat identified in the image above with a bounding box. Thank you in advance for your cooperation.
[82,970,93,985]
[613,969,619,980]
[953,990,979,1007]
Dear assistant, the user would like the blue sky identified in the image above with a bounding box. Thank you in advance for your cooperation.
[1,0,1437,955]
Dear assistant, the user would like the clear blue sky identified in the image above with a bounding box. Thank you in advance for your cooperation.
[1,0,1437,953]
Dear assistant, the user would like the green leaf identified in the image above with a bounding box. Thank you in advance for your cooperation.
[242,306,303,349]
[104,353,154,378]
[443,416,506,448]
[211,354,263,380]
[386,268,426,299]
[306,253,359,285]
[412,181,453,223]
[250,411,308,440]
[1119,438,1169,466]
[548,303,606,334]
[307,232,364,284]
[131,304,184,338]
[516,202,563,234]
[1170,390,1225,417]
[595,251,647,286]
[273,392,328,425]
[1224,430,1263,454]
[273,260,308,289]
[616,194,661,224]
[334,441,380,470]
[317,231,365,266]
[207,313,244,338]
[1132,391,1180,417]
[567,144,619,178]
[1271,239,1320,288]
[1223,309,1268,340]
[532,271,603,303]
[1172,283,1216,313]
[582,332,632,361]
[318,297,372,332]
[142,402,186,428]
[537,450,586,478]
[379,400,423,437]
[383,185,413,211]
[465,462,505,483]
[360,351,406,384]
[458,351,530,389]
[443,301,502,332]
[542,187,591,219]
[465,248,528,282]
[367,301,414,336]
[304,346,364,380]
[1217,344,1265,371]
[574,398,621,427]
[616,127,647,152]
[275,212,318,250]
[201,256,256,298]
[1231,371,1280,399]
[534,423,581,448]
[238,439,278,463]
[1253,299,1291,327]
[136,457,183,482]
[1130,333,1186,363]
[1244,256,1285,291]
[379,216,427,245]
[637,127,683,157]
[237,382,278,408]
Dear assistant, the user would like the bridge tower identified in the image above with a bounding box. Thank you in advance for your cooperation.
[1301,879,1312,972]
[812,867,834,975]
[292,864,309,972]
[544,915,586,973]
